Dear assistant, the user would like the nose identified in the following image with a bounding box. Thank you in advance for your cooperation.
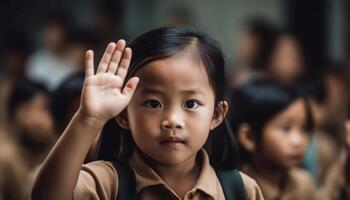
[289,131,307,148]
[160,107,185,130]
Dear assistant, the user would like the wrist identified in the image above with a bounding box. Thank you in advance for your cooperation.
[75,108,107,130]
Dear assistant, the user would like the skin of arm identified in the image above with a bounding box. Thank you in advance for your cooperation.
[31,40,139,200]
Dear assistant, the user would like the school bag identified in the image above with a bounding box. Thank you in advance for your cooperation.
[113,162,248,200]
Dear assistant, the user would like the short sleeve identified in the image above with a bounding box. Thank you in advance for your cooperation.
[73,161,118,200]
[240,172,265,200]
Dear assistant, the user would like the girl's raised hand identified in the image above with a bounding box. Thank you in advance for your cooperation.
[79,40,139,124]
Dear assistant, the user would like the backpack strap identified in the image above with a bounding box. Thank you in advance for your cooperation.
[112,162,138,200]
[112,162,247,200]
[215,169,248,200]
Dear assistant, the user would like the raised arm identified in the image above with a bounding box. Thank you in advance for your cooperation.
[31,40,139,200]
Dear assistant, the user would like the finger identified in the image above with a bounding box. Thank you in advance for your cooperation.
[97,42,116,74]
[107,39,126,74]
[122,77,140,98]
[85,50,94,78]
[116,47,132,83]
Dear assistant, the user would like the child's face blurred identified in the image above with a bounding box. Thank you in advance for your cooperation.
[42,23,66,52]
[238,31,258,63]
[14,93,54,145]
[269,35,303,82]
[258,99,310,169]
[124,50,220,166]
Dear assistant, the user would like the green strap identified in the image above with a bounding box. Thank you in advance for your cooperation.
[113,162,138,200]
[216,169,248,200]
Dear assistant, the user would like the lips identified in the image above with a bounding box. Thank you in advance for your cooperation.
[287,153,304,165]
[160,136,185,143]
[159,136,186,148]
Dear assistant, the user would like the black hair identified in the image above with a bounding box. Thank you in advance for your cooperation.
[230,77,314,162]
[253,29,304,74]
[242,19,278,71]
[50,72,84,134]
[303,60,349,104]
[98,26,238,170]
[7,79,49,120]
[41,11,72,29]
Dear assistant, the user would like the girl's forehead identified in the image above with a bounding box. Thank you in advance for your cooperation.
[136,53,209,82]
[271,99,307,123]
[133,53,214,95]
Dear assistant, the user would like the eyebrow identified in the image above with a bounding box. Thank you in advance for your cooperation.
[140,88,164,95]
[140,87,206,96]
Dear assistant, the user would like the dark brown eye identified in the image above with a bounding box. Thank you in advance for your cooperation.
[184,100,199,109]
[281,124,291,132]
[145,100,161,109]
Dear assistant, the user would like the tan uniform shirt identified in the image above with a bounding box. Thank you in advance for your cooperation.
[241,165,315,200]
[0,132,28,200]
[73,150,264,200]
[318,150,350,200]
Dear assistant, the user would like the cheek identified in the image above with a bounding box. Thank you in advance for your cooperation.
[14,109,31,127]
[299,134,311,151]
[260,128,287,153]
[127,106,159,137]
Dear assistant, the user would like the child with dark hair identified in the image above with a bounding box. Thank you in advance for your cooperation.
[305,64,349,187]
[230,18,277,88]
[7,79,55,165]
[2,79,55,199]
[26,12,78,90]
[230,78,315,200]
[33,26,264,200]
[252,30,305,84]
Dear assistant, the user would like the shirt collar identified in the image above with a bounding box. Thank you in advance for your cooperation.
[128,149,219,198]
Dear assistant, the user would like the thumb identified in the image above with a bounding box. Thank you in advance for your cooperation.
[122,77,140,98]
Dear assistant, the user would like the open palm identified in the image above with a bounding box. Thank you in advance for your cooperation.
[80,40,139,122]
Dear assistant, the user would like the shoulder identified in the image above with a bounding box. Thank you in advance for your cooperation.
[289,168,316,199]
[81,160,116,175]
[289,168,315,187]
[239,171,265,200]
[317,152,348,200]
[73,161,118,200]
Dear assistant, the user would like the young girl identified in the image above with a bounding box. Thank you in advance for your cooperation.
[230,78,315,200]
[32,26,264,200]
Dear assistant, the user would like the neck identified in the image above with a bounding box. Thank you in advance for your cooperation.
[251,154,288,186]
[140,150,201,198]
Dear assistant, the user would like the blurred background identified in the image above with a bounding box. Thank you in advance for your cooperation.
[0,0,349,199]
[0,0,347,73]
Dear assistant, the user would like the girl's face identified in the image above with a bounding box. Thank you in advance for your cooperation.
[14,93,54,145]
[257,99,310,169]
[125,50,219,166]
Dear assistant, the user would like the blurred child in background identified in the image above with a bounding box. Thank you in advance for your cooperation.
[0,79,55,199]
[230,78,315,200]
[6,79,55,169]
[306,64,349,186]
[252,30,304,85]
[230,19,276,88]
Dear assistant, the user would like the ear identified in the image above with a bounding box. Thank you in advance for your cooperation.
[115,111,130,129]
[210,101,229,130]
[238,123,256,152]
